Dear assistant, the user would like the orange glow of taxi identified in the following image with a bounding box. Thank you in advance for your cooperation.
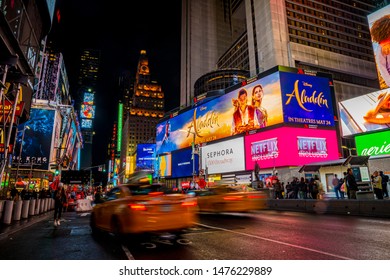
[194,185,268,213]
[90,183,198,237]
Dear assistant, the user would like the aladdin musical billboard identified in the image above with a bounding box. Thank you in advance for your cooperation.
[368,4,390,89]
[339,89,390,136]
[245,127,339,170]
[156,67,335,157]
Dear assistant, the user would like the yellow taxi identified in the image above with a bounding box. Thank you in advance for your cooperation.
[90,180,198,237]
[194,185,268,213]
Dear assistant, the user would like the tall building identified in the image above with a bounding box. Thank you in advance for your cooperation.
[120,50,165,182]
[181,0,380,108]
[76,49,101,169]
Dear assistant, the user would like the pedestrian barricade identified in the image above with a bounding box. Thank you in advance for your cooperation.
[21,200,30,219]
[76,199,92,212]
[3,201,14,224]
[12,200,23,221]
[35,199,41,214]
[0,200,5,221]
[29,199,36,216]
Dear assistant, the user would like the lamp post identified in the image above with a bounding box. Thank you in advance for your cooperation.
[15,125,30,188]
[180,130,196,186]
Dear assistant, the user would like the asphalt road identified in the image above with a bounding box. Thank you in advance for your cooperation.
[1,210,390,260]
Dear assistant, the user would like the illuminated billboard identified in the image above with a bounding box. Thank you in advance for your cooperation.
[83,92,94,105]
[80,104,96,119]
[201,137,245,174]
[81,119,93,129]
[244,127,339,170]
[339,89,390,136]
[136,143,156,169]
[368,4,390,89]
[155,67,335,157]
[355,130,390,157]
[14,108,55,170]
[171,148,199,178]
[154,153,171,178]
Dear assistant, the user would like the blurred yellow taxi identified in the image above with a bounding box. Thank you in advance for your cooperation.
[90,182,198,237]
[194,185,268,213]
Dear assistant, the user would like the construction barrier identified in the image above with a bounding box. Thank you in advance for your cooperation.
[76,199,92,212]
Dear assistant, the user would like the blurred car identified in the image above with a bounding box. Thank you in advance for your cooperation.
[90,182,198,238]
[194,185,268,213]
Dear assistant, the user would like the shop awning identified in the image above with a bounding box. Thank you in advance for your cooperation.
[298,155,371,173]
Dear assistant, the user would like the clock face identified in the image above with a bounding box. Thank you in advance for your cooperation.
[141,65,149,72]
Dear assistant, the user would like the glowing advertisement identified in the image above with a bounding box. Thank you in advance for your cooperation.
[83,92,94,105]
[13,108,55,170]
[245,127,339,170]
[156,68,335,157]
[280,72,334,126]
[81,119,93,129]
[136,143,156,169]
[156,71,284,155]
[355,130,390,157]
[368,4,390,89]
[339,89,390,136]
[171,148,199,178]
[154,153,171,178]
[201,137,245,174]
[80,104,96,119]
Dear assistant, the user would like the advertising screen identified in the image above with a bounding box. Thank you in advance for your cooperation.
[80,104,96,119]
[83,92,94,105]
[339,89,390,136]
[14,108,55,170]
[355,129,390,157]
[154,154,171,178]
[171,148,199,178]
[81,119,93,129]
[136,143,156,169]
[201,137,245,174]
[155,67,336,158]
[368,4,390,89]
[245,127,339,170]
[156,71,284,155]
[280,72,334,126]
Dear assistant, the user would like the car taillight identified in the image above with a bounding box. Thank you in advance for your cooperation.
[148,191,163,196]
[223,196,243,201]
[181,201,197,207]
[129,203,147,211]
[247,195,265,199]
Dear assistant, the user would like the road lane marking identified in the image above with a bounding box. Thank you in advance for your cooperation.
[195,222,353,260]
[121,244,135,260]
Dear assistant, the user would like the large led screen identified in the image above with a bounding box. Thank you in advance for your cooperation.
[355,130,390,157]
[201,137,245,174]
[339,89,390,136]
[155,68,335,157]
[14,108,55,170]
[136,143,156,169]
[81,119,93,129]
[83,92,94,105]
[80,104,96,119]
[171,148,199,178]
[154,154,171,178]
[368,4,390,89]
[245,127,339,170]
[280,72,334,126]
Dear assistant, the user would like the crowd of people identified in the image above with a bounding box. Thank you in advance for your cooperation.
[259,168,389,200]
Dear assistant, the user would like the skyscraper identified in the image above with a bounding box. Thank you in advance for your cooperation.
[181,0,380,107]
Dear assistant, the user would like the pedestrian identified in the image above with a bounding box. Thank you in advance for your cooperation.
[332,174,342,199]
[379,171,389,198]
[371,171,383,200]
[53,184,67,226]
[345,168,359,199]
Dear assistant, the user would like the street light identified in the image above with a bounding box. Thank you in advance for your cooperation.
[179,129,196,186]
[15,125,30,187]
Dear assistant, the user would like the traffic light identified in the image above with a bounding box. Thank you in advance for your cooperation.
[55,169,59,175]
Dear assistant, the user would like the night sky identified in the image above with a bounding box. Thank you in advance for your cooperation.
[48,0,182,166]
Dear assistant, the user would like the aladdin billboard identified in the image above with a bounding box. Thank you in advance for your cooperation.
[156,66,335,156]
[201,137,245,175]
[339,89,390,136]
[245,127,339,170]
[355,130,390,157]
